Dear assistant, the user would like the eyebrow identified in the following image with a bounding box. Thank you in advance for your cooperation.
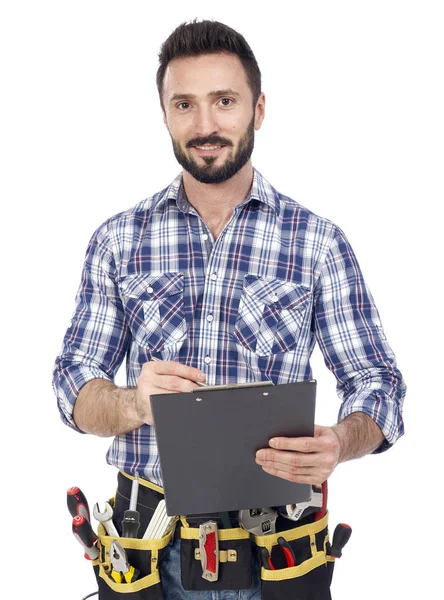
[169,89,241,104]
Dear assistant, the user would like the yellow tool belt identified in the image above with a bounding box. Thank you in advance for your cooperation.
[92,471,336,599]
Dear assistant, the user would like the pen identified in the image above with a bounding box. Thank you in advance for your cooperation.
[150,356,208,388]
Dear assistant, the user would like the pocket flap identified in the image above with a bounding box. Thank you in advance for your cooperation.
[119,272,184,300]
[243,275,311,309]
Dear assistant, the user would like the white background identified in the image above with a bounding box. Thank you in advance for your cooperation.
[1,1,443,598]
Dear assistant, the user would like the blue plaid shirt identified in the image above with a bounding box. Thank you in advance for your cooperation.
[53,169,406,484]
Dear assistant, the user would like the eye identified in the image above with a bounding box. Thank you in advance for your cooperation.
[219,97,234,107]
[177,102,190,110]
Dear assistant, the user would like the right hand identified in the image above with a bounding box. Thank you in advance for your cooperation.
[135,360,206,425]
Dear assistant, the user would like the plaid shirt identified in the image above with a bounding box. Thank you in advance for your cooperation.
[53,169,406,484]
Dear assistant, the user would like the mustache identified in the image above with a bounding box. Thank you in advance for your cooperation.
[186,136,233,148]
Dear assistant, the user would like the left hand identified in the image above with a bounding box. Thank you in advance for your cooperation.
[255,425,342,485]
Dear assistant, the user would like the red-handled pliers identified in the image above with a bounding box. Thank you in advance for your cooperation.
[259,537,296,570]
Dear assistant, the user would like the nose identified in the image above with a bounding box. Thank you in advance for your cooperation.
[194,105,219,138]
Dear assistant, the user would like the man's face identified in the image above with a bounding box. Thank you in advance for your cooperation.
[162,52,265,184]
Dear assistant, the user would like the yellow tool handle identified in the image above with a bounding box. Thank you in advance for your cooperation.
[123,566,138,583]
[111,570,123,583]
[110,566,139,583]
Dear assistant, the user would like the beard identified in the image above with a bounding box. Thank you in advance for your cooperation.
[171,116,255,184]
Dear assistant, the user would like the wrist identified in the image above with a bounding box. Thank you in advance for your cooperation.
[330,424,346,463]
[332,412,385,463]
[114,386,145,431]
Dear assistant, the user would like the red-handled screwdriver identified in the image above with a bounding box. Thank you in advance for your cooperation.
[72,515,99,560]
[67,486,90,521]
[329,523,352,558]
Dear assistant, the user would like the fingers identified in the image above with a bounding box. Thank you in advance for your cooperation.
[260,465,325,486]
[255,427,341,484]
[256,448,314,469]
[256,452,333,485]
[155,374,202,393]
[141,360,206,387]
[267,428,340,456]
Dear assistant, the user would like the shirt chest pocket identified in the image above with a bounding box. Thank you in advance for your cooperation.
[118,272,187,354]
[233,275,312,356]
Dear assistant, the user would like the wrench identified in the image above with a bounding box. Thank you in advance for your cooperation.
[238,508,278,536]
[93,501,119,537]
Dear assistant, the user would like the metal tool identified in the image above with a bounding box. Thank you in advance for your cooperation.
[72,515,99,560]
[238,507,278,536]
[93,501,119,537]
[143,499,176,539]
[121,472,140,538]
[277,484,323,522]
[328,523,352,558]
[109,540,139,583]
[67,486,91,521]
[199,521,219,582]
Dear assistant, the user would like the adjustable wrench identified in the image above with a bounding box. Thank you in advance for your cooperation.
[93,501,119,537]
[238,508,278,536]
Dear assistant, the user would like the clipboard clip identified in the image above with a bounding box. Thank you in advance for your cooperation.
[190,381,274,393]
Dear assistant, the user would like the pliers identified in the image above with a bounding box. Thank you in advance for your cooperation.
[259,537,296,570]
[109,540,139,583]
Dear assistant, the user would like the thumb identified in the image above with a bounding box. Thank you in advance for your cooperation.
[314,424,327,437]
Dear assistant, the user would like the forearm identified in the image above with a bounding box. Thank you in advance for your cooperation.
[73,379,144,437]
[332,412,385,463]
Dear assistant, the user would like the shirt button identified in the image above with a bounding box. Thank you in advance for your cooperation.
[204,356,211,364]
[147,286,154,293]
[272,294,279,302]
[210,273,217,281]
[202,234,209,241]
[207,314,214,322]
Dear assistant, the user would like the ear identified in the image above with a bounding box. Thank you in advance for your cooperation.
[254,92,266,131]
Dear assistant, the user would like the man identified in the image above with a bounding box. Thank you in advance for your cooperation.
[53,19,406,599]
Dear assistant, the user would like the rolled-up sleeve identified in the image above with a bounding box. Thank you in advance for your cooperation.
[52,222,130,432]
[313,226,406,452]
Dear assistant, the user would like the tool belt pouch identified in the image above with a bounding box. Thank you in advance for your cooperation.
[179,517,253,591]
[92,515,175,599]
[255,512,335,600]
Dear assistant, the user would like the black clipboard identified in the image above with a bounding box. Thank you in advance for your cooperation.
[150,380,316,516]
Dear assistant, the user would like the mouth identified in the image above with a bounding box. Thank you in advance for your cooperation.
[191,144,228,156]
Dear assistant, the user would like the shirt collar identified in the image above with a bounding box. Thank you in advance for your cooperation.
[154,168,281,216]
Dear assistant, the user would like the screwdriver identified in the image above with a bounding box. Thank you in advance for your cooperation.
[67,486,91,521]
[121,472,141,538]
[328,523,352,558]
[72,515,99,560]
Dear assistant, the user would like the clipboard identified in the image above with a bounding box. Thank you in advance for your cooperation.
[150,380,316,516]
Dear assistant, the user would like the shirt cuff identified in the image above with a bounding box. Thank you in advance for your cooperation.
[337,390,405,454]
[53,364,113,433]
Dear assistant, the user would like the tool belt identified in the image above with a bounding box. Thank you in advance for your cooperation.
[92,473,171,599]
[92,471,337,599]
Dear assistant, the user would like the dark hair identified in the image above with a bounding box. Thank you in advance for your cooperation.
[156,19,261,110]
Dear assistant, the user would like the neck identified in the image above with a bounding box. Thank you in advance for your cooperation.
[182,161,254,227]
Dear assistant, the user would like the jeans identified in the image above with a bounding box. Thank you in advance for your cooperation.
[160,534,262,600]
